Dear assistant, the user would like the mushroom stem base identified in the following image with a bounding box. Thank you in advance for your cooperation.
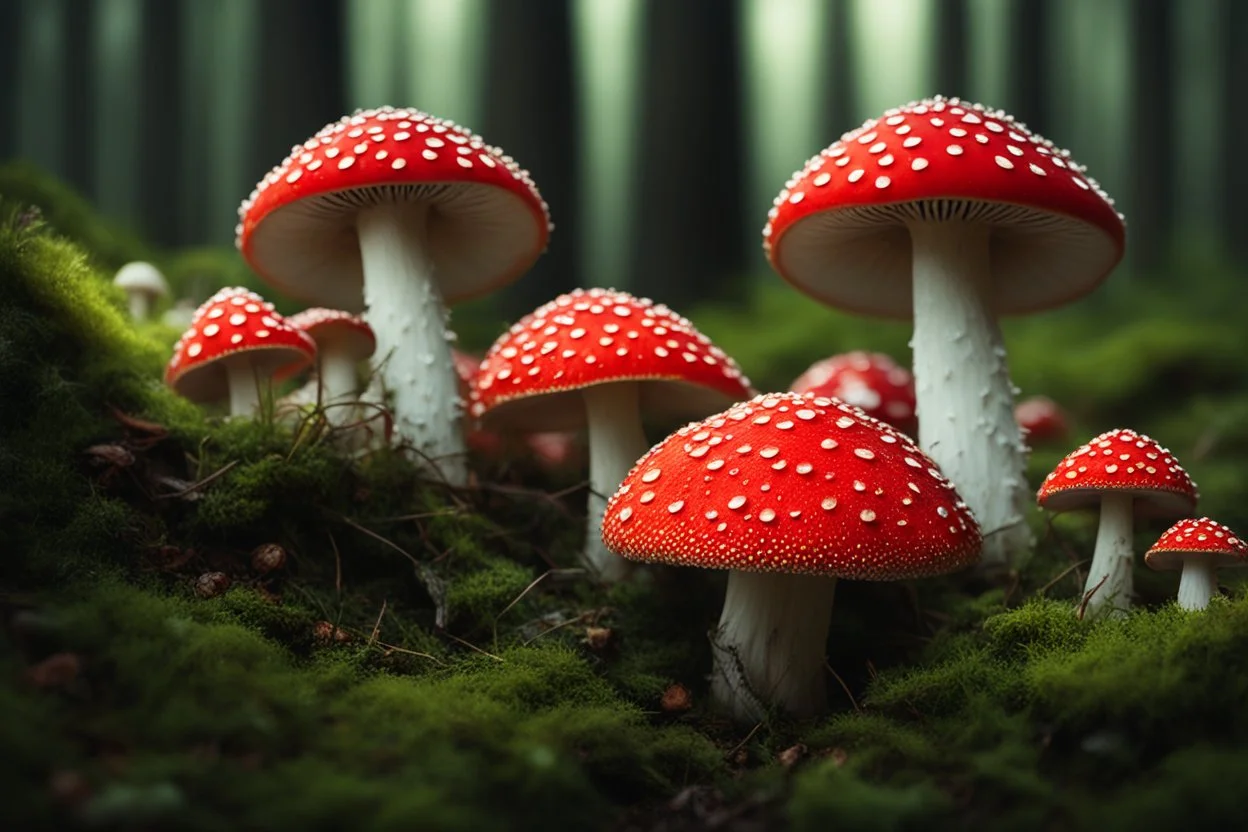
[224,356,261,418]
[909,219,1032,568]
[711,570,837,722]
[357,202,466,486]
[1177,559,1216,611]
[1081,491,1135,618]
[584,382,648,583]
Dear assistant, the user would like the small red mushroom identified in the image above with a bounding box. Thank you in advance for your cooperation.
[790,351,916,434]
[1038,428,1197,617]
[603,392,981,719]
[765,96,1126,569]
[1146,517,1248,611]
[473,288,755,582]
[281,308,376,425]
[1014,395,1069,444]
[166,288,316,417]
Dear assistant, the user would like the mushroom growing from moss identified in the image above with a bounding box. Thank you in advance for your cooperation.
[1038,428,1197,617]
[113,261,169,322]
[282,308,376,426]
[763,96,1126,568]
[166,287,316,417]
[236,107,552,485]
[473,288,754,582]
[603,392,981,720]
[1146,517,1247,611]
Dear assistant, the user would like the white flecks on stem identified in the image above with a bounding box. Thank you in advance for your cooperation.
[710,570,837,722]
[224,355,261,417]
[583,381,649,582]
[318,347,361,427]
[909,219,1032,567]
[1176,557,1217,611]
[1082,491,1136,618]
[357,201,467,485]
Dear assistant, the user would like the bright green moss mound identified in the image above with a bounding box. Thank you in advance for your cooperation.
[6,182,1248,830]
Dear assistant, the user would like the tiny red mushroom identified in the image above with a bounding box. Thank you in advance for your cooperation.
[1038,428,1197,617]
[1015,395,1069,445]
[237,106,552,486]
[166,287,316,417]
[789,351,916,434]
[283,308,376,425]
[472,288,755,582]
[603,392,981,720]
[765,96,1126,568]
[1146,517,1248,611]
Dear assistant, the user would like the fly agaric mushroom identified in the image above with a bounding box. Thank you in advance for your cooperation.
[602,392,980,720]
[1146,517,1248,611]
[1015,395,1069,445]
[472,288,754,582]
[113,261,169,322]
[789,351,917,434]
[1038,428,1197,618]
[236,106,552,486]
[166,287,317,417]
[282,308,376,425]
[764,96,1126,568]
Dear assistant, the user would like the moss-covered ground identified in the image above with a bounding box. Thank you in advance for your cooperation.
[4,171,1248,830]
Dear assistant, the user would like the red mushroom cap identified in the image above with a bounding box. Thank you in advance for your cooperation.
[789,351,916,434]
[165,287,317,402]
[602,392,981,579]
[763,96,1126,319]
[1145,517,1248,571]
[1036,428,1198,517]
[275,307,376,383]
[471,288,755,432]
[237,107,552,311]
[1014,395,1069,444]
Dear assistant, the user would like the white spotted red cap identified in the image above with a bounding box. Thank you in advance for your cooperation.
[763,96,1125,318]
[471,288,755,431]
[1037,428,1198,517]
[165,287,316,402]
[1145,517,1248,572]
[602,392,981,579]
[236,106,552,311]
[284,307,376,360]
[789,351,916,434]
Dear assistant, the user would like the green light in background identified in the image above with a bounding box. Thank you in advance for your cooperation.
[345,0,405,108]
[847,0,936,119]
[402,0,487,130]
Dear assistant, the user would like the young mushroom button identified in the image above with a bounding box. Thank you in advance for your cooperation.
[764,95,1126,569]
[166,287,316,418]
[236,106,553,486]
[1038,428,1197,618]
[1146,517,1248,611]
[602,392,981,721]
[472,288,755,583]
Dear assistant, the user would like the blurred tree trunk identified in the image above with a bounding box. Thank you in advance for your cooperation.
[633,0,746,307]
[14,0,69,181]
[138,0,183,246]
[570,0,645,293]
[481,0,579,317]
[934,0,967,97]
[344,0,405,107]
[845,0,937,122]
[1013,0,1050,132]
[91,0,143,226]
[1129,0,1173,270]
[1220,0,1247,262]
[965,0,1016,111]
[1174,0,1225,257]
[63,1,95,191]
[402,0,488,130]
[0,0,17,163]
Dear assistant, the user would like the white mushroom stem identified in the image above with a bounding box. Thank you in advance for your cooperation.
[1176,558,1216,611]
[126,291,153,322]
[357,202,467,486]
[909,220,1032,568]
[583,382,649,582]
[710,570,837,721]
[224,356,261,418]
[318,347,360,427]
[1081,492,1136,617]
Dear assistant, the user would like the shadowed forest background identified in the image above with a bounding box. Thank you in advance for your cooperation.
[2,0,1246,314]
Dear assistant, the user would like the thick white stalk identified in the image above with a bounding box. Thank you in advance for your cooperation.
[319,348,360,427]
[225,356,260,417]
[1177,558,1216,611]
[357,202,466,485]
[711,570,837,721]
[1081,491,1135,617]
[583,382,649,582]
[910,220,1032,568]
[127,292,151,322]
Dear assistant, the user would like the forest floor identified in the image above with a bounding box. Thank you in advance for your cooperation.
[4,167,1248,831]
